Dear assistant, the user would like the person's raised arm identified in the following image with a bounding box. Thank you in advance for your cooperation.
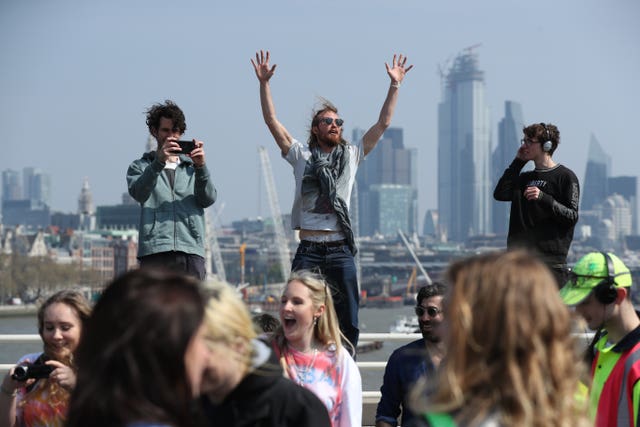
[251,50,293,156]
[362,54,413,156]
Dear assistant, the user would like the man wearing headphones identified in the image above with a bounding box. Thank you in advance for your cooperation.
[560,252,640,426]
[494,122,580,286]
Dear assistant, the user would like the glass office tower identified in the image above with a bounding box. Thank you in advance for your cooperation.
[355,127,418,237]
[492,101,525,236]
[582,134,611,211]
[438,49,491,242]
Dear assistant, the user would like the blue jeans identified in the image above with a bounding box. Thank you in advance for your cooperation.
[292,242,360,350]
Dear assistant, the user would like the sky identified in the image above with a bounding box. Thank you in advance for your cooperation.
[1,0,639,227]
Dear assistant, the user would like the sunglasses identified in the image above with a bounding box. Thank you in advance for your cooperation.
[318,117,344,127]
[415,305,442,317]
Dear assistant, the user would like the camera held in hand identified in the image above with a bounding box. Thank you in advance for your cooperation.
[11,355,54,382]
[172,140,195,155]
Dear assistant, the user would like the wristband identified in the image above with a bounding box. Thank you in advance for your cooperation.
[0,383,17,397]
[391,81,401,89]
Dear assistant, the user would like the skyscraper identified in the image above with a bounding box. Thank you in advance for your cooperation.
[2,169,22,201]
[581,134,611,211]
[492,101,525,235]
[608,176,638,235]
[22,167,51,208]
[579,135,638,242]
[355,127,418,237]
[437,48,491,242]
[2,167,51,229]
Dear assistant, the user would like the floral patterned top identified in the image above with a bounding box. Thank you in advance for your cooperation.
[14,353,69,427]
[275,344,362,427]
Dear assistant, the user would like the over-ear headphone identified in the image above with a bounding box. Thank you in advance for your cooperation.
[540,123,553,152]
[593,252,618,305]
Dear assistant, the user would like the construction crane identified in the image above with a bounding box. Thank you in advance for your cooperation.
[205,203,227,283]
[258,146,291,282]
[239,242,247,285]
[404,266,418,304]
[405,266,417,296]
[398,229,432,285]
[463,43,482,55]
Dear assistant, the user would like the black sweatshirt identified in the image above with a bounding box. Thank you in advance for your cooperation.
[494,158,580,266]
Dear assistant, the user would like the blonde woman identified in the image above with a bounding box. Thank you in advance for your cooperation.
[410,250,591,427]
[200,281,330,427]
[272,270,362,427]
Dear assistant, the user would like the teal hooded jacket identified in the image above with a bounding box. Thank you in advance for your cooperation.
[127,151,216,258]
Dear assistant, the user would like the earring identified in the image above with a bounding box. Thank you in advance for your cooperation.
[313,317,318,326]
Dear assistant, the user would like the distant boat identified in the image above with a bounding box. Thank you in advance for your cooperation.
[389,315,420,334]
[360,290,403,308]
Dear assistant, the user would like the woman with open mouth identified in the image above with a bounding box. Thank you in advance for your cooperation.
[271,270,362,427]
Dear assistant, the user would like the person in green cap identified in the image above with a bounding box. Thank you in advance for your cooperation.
[560,251,640,426]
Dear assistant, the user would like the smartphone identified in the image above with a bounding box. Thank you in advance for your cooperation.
[174,140,196,155]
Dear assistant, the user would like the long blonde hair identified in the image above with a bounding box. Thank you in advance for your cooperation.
[202,282,257,376]
[272,270,351,356]
[411,250,590,427]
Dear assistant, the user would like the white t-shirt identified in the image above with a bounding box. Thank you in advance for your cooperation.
[285,139,364,231]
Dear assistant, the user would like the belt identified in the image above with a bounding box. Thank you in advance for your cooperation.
[300,239,347,248]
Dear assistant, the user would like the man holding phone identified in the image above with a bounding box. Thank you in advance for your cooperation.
[126,100,217,279]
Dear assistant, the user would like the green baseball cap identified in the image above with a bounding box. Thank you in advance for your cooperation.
[560,252,632,306]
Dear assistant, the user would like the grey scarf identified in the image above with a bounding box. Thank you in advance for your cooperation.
[301,144,357,255]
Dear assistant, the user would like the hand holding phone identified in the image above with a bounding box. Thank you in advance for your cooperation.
[174,140,196,155]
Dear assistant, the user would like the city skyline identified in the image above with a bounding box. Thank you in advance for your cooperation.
[1,1,639,226]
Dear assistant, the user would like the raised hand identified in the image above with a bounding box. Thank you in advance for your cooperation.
[251,50,277,83]
[385,54,413,84]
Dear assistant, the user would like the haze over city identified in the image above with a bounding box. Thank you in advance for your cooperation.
[1,0,638,225]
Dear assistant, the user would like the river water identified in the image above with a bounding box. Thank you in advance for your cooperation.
[0,306,417,393]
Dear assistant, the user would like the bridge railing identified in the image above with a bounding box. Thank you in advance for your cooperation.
[0,331,593,401]
[0,331,594,427]
[0,332,420,400]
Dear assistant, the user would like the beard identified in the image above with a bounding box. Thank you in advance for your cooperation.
[317,131,342,147]
[420,320,442,343]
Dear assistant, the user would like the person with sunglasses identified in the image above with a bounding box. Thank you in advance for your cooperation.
[375,283,446,427]
[559,251,640,427]
[251,50,413,350]
[493,122,580,287]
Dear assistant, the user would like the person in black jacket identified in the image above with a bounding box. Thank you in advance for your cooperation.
[494,122,579,286]
[200,282,330,427]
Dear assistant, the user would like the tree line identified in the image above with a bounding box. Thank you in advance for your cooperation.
[0,253,103,304]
